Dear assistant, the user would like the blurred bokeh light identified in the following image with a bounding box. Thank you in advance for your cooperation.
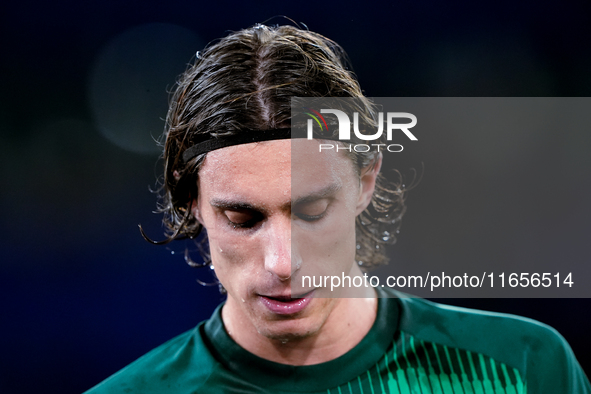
[89,23,204,154]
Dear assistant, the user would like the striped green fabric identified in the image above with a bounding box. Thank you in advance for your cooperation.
[85,291,590,393]
[326,332,525,394]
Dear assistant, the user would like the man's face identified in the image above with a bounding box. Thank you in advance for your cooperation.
[194,139,377,341]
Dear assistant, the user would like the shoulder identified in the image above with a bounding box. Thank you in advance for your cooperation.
[391,291,591,392]
[396,293,563,355]
[84,323,217,394]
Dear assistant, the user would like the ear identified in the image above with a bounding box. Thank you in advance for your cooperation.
[190,198,205,226]
[355,154,382,216]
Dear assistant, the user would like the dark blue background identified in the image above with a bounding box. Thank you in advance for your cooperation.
[1,1,590,393]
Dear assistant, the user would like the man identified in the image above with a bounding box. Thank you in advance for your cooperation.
[86,24,590,393]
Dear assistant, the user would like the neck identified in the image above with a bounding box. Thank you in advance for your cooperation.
[222,270,378,366]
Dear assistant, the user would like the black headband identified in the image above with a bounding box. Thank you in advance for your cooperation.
[182,127,337,163]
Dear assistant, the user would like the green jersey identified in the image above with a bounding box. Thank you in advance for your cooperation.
[85,289,590,393]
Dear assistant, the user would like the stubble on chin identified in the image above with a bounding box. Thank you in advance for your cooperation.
[254,317,318,341]
[253,303,334,343]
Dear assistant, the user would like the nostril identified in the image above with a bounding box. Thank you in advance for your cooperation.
[265,253,292,281]
[277,274,291,282]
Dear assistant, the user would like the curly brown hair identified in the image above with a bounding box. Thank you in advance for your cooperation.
[148,24,407,270]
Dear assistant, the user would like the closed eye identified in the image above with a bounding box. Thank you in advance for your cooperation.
[293,199,329,223]
[295,212,326,222]
[224,209,263,229]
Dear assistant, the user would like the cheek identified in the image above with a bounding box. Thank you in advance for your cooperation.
[294,213,357,276]
[207,232,263,293]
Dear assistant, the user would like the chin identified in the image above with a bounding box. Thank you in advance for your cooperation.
[254,316,321,342]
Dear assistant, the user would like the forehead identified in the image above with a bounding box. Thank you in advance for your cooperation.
[197,139,357,202]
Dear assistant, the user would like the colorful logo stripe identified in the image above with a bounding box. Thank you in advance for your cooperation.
[303,107,329,132]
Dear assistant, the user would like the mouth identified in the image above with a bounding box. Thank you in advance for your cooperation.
[259,289,315,315]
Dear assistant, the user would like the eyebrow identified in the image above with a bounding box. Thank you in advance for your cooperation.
[292,182,342,206]
[210,200,262,211]
[209,182,343,212]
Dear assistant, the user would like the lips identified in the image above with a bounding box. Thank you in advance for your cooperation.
[259,290,315,315]
[266,295,293,302]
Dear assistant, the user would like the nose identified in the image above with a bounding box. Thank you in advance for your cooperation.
[264,216,295,281]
